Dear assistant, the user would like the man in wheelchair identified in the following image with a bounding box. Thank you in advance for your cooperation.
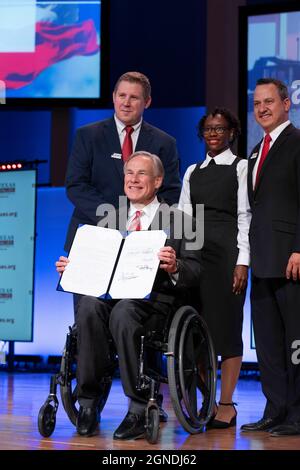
[56,152,202,439]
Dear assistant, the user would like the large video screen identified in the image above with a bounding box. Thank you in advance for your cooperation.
[240,4,300,156]
[0,170,36,342]
[0,0,107,106]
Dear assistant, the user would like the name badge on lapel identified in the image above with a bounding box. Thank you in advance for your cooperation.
[111,153,122,159]
[250,152,258,159]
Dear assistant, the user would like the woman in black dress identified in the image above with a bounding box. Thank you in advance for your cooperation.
[179,108,251,428]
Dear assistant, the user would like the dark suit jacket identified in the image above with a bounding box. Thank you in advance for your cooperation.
[248,123,300,278]
[98,204,201,309]
[64,117,181,251]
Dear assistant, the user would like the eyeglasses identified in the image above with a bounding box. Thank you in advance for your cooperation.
[202,126,229,135]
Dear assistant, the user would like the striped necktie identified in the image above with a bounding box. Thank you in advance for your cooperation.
[128,210,142,231]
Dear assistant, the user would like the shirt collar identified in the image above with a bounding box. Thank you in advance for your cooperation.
[266,120,290,142]
[128,196,160,219]
[114,114,143,136]
[205,147,235,165]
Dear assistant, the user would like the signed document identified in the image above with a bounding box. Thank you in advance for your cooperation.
[58,225,167,299]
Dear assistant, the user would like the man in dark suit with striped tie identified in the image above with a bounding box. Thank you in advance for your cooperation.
[57,152,201,440]
[241,78,300,436]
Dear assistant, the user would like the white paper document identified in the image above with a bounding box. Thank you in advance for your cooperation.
[58,225,167,299]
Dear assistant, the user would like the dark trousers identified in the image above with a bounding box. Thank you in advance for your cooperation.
[76,296,169,409]
[73,293,83,322]
[251,276,300,422]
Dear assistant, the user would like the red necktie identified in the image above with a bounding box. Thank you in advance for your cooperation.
[122,126,134,162]
[128,210,142,231]
[255,133,272,188]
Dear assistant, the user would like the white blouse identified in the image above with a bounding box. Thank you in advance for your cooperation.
[178,148,251,266]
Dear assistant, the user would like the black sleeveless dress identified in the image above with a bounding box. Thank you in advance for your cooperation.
[190,158,245,356]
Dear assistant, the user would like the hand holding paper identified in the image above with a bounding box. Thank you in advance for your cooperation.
[58,225,167,299]
[158,246,178,273]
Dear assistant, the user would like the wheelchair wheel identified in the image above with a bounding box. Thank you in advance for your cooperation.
[60,376,79,426]
[146,407,160,444]
[167,306,217,434]
[38,403,57,437]
[59,326,115,427]
[60,371,113,427]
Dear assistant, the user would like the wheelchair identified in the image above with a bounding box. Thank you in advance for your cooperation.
[38,304,217,444]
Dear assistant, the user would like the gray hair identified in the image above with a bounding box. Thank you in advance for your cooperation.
[124,151,165,178]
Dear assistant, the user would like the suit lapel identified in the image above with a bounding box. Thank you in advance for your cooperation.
[136,121,154,151]
[115,205,129,231]
[248,142,261,203]
[102,117,124,182]
[254,124,294,193]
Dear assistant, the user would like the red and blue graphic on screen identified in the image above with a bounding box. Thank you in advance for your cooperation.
[0,2,101,98]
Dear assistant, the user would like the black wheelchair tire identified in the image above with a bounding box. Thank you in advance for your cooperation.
[167,306,217,434]
[60,380,113,427]
[38,403,57,437]
[60,382,78,426]
[146,407,160,444]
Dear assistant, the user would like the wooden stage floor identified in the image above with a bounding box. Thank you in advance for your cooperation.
[1,372,300,454]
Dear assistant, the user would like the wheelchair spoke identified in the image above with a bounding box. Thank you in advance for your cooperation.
[197,374,209,396]
[183,368,195,388]
[187,374,198,416]
[179,316,203,423]
[182,366,200,416]
[168,306,217,434]
[71,384,78,402]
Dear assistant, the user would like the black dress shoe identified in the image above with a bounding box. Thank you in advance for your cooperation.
[269,423,300,437]
[113,412,145,440]
[241,417,281,432]
[76,406,100,436]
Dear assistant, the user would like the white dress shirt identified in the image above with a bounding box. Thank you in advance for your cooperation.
[178,148,251,266]
[252,120,291,188]
[114,114,142,151]
[127,196,160,230]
